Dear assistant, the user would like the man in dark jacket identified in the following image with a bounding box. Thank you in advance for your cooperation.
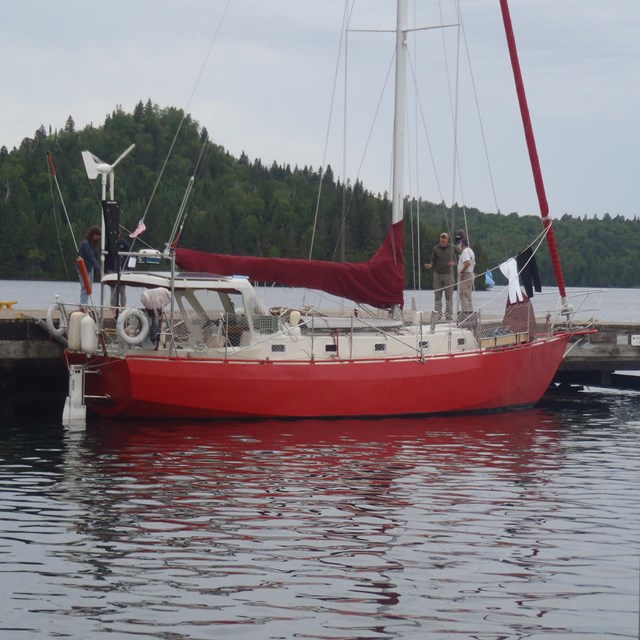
[424,232,458,321]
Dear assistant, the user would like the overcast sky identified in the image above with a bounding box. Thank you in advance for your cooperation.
[2,0,639,219]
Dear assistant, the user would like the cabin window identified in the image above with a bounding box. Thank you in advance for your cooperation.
[374,343,386,352]
[457,338,466,346]
[271,344,286,353]
[174,289,225,345]
[419,341,429,349]
[325,344,337,353]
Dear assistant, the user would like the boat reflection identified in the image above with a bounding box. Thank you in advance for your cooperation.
[56,409,583,635]
[62,408,568,549]
[82,408,566,474]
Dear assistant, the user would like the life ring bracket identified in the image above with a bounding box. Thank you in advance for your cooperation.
[46,303,68,337]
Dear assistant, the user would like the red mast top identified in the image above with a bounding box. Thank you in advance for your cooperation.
[499,0,567,300]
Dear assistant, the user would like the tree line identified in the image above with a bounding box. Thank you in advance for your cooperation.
[0,100,638,289]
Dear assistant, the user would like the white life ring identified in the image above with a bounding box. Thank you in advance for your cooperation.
[46,303,68,337]
[116,308,150,346]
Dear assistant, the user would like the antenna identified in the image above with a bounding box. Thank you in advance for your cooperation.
[81,143,135,201]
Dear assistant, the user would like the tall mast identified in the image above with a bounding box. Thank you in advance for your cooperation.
[391,0,407,225]
[498,0,567,303]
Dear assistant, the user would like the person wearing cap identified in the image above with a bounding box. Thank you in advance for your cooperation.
[424,232,458,321]
[457,233,476,313]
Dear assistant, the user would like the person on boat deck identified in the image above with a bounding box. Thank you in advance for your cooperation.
[424,232,459,321]
[104,231,131,308]
[141,287,171,347]
[77,225,101,304]
[456,231,476,314]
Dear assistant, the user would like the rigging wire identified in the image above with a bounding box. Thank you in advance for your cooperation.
[46,154,80,254]
[405,52,447,207]
[308,0,353,262]
[446,0,512,263]
[47,153,95,303]
[411,0,421,293]
[456,4,501,217]
[138,0,234,247]
[454,1,508,263]
[46,155,73,285]
[448,2,462,233]
[401,0,504,308]
[302,0,353,311]
[340,21,349,264]
[166,132,210,251]
[405,6,458,293]
[316,3,400,272]
[412,0,509,299]
[168,0,260,252]
[328,49,395,268]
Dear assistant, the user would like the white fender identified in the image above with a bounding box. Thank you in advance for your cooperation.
[80,315,98,354]
[116,308,150,346]
[46,303,68,337]
[67,311,85,351]
[287,310,302,340]
[289,310,301,326]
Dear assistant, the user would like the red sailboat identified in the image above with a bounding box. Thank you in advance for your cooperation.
[57,0,590,424]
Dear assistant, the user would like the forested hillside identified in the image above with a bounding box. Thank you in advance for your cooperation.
[0,101,638,289]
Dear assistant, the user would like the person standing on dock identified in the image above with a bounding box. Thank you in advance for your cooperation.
[77,225,101,304]
[424,232,458,321]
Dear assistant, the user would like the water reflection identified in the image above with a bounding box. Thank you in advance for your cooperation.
[2,405,638,639]
[61,412,564,636]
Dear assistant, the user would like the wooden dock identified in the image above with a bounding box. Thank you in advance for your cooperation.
[554,321,640,388]
[1,309,639,414]
[0,310,69,414]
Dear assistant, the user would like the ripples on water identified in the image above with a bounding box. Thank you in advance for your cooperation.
[1,392,639,639]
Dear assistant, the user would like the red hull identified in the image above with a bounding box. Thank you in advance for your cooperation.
[76,333,572,419]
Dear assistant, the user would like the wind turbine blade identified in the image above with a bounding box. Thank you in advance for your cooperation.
[111,143,136,169]
[81,150,102,179]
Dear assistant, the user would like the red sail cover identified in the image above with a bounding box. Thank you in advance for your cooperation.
[176,220,405,309]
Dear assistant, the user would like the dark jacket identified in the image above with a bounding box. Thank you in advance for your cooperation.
[429,243,459,275]
[77,238,101,271]
[516,247,542,298]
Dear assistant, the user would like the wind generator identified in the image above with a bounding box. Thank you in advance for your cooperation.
[81,144,135,306]
[81,143,135,201]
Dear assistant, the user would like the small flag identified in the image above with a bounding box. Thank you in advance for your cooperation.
[129,220,146,238]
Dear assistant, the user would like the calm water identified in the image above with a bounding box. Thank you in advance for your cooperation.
[1,395,639,639]
[1,280,639,638]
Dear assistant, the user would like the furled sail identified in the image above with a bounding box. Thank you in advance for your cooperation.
[176,221,405,309]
